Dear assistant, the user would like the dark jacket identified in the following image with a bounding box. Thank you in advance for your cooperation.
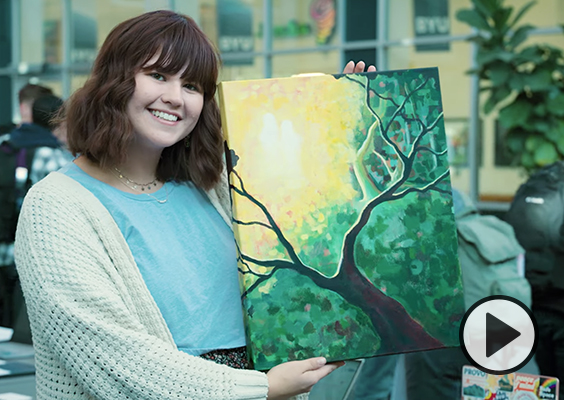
[8,123,60,149]
[505,161,564,315]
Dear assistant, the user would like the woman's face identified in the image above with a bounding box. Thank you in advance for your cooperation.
[126,55,204,152]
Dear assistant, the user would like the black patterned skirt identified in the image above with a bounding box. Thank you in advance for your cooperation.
[200,346,250,369]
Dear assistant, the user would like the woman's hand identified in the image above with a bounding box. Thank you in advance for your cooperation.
[343,60,377,74]
[266,357,344,400]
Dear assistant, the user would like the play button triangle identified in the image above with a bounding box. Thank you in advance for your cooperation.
[486,312,521,358]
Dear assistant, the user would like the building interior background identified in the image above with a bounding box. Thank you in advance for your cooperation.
[0,0,563,211]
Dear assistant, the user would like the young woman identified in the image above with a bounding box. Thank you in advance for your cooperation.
[14,10,374,400]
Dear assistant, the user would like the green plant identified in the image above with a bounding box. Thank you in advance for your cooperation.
[456,0,564,173]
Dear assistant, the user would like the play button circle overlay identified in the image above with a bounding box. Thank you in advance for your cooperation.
[460,295,538,375]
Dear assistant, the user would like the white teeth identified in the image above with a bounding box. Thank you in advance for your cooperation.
[151,110,178,122]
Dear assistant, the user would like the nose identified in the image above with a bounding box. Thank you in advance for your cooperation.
[161,81,183,107]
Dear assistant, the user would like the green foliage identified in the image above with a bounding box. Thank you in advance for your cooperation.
[456,0,564,174]
[243,270,381,369]
[355,191,464,345]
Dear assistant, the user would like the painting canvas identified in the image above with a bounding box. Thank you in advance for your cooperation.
[218,67,465,371]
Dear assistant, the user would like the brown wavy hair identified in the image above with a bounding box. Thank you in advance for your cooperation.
[64,10,223,190]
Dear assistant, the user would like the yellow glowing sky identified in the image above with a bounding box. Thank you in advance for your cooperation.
[220,74,371,265]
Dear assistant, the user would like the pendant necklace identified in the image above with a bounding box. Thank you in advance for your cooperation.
[111,167,169,204]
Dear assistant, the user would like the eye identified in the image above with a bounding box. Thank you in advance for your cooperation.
[184,82,201,92]
[149,72,165,81]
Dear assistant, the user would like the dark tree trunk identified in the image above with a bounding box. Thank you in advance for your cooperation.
[306,254,443,354]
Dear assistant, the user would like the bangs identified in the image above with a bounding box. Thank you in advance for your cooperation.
[140,19,219,98]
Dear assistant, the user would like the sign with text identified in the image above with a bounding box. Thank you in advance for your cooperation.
[217,0,254,65]
[413,0,450,52]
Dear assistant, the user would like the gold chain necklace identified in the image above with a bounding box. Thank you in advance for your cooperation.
[114,167,158,191]
[110,168,169,204]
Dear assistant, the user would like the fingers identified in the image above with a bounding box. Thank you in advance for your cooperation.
[303,357,344,370]
[303,358,344,386]
[306,361,342,382]
[266,357,344,399]
[307,356,328,370]
[354,61,366,73]
[343,60,355,74]
[342,60,378,74]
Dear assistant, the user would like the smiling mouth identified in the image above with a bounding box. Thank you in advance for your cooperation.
[149,109,181,122]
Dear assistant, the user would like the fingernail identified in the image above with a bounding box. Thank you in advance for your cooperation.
[318,357,327,366]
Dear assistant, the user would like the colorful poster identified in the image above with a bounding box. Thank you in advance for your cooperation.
[219,67,465,370]
[462,365,559,400]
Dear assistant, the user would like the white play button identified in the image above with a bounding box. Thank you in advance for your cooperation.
[460,295,538,374]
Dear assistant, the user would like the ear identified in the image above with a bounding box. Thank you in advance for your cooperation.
[20,102,32,124]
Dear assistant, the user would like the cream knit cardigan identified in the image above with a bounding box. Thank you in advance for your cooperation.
[14,171,308,400]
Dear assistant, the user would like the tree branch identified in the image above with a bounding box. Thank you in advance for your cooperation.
[241,269,279,298]
[343,75,405,161]
[407,111,444,159]
[430,186,452,195]
[416,146,448,156]
[231,170,306,266]
[232,217,274,231]
[235,241,254,274]
[342,75,400,108]
[344,75,408,187]
[380,78,431,164]
[354,121,382,201]
[371,150,393,178]
[392,169,451,200]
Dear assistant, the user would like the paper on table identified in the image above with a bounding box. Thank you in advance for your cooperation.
[0,327,13,342]
[0,394,34,400]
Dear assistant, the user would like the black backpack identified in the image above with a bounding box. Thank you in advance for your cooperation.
[0,137,35,243]
[505,161,564,295]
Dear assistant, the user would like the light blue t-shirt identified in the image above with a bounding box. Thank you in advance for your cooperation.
[60,162,246,355]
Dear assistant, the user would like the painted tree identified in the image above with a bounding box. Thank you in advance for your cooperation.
[221,68,463,369]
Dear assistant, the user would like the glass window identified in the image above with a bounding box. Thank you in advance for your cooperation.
[20,0,63,66]
[346,0,376,42]
[344,0,377,67]
[219,58,265,82]
[144,0,171,11]
[272,0,340,50]
[72,0,148,56]
[174,1,200,22]
[389,0,473,43]
[33,76,63,97]
[450,0,474,36]
[272,51,340,78]
[71,73,91,94]
[199,0,263,54]
[67,1,155,68]
[516,0,564,28]
[528,32,564,49]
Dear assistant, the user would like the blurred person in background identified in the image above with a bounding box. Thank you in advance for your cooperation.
[17,83,53,126]
[27,94,73,183]
[0,85,63,329]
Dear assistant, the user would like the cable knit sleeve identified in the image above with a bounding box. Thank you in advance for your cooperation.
[14,172,269,400]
